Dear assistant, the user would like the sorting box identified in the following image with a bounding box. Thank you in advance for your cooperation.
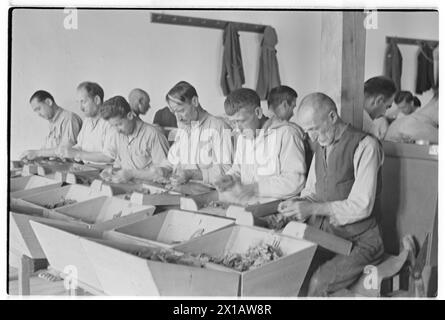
[79,225,316,296]
[10,175,62,199]
[174,225,317,296]
[113,209,235,248]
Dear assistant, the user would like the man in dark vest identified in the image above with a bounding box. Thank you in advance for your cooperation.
[277,92,385,296]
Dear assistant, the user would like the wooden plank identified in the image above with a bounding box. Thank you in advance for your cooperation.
[383,141,438,161]
[151,12,267,34]
[320,11,366,129]
[379,151,438,255]
[18,254,33,295]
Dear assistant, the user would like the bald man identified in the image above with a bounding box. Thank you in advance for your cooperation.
[128,88,151,117]
[277,92,384,297]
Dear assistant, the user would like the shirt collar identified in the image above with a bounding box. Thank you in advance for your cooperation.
[127,118,144,142]
[90,116,101,128]
[49,107,63,124]
[189,108,209,128]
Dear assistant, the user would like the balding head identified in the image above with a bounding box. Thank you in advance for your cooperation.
[128,88,151,115]
[296,93,342,147]
[297,92,337,121]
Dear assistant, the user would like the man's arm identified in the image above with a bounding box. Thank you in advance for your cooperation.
[279,136,383,226]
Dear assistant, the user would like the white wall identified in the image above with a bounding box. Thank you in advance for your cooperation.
[365,11,438,105]
[11,9,322,159]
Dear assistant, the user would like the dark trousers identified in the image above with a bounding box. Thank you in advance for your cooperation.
[305,225,385,297]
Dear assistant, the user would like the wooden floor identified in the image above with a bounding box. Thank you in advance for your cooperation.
[7,267,90,296]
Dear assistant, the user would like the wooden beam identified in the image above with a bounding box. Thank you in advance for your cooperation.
[386,36,438,48]
[151,12,267,34]
[320,12,366,130]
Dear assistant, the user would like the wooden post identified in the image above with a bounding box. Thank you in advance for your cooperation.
[320,11,366,130]
[18,255,33,295]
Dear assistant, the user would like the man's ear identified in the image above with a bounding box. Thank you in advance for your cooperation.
[45,98,53,106]
[127,111,135,120]
[328,110,338,123]
[191,96,199,108]
[255,106,263,119]
[374,94,385,107]
[94,96,101,106]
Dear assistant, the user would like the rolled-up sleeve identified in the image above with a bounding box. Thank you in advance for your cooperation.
[257,127,307,198]
[148,129,170,166]
[60,114,82,147]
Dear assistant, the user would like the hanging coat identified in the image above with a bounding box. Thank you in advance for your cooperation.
[384,40,403,91]
[416,43,435,94]
[220,23,245,96]
[256,26,281,100]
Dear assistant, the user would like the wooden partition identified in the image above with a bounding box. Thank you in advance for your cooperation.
[379,141,438,260]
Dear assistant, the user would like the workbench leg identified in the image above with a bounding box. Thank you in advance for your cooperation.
[18,255,32,295]
[68,287,85,296]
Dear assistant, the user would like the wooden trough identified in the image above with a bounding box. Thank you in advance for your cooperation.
[10,175,62,199]
[78,224,316,296]
[113,209,235,248]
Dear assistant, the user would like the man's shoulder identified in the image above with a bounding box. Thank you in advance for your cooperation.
[204,113,232,129]
[60,107,82,123]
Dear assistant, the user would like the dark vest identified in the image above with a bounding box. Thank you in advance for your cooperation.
[312,125,382,240]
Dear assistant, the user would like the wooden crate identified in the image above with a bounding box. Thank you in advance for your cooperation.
[174,225,317,296]
[113,209,234,248]
[10,175,62,199]
[52,196,156,231]
[16,184,111,214]
[80,236,240,296]
[79,225,316,296]
[10,195,155,260]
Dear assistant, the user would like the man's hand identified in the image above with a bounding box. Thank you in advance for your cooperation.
[277,199,313,221]
[100,167,114,182]
[20,150,39,161]
[214,175,238,192]
[57,146,79,160]
[111,169,133,183]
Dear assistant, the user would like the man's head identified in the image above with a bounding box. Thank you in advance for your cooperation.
[364,76,397,119]
[76,82,104,117]
[267,86,298,121]
[29,90,57,120]
[395,91,416,115]
[128,88,151,116]
[100,96,136,135]
[224,88,262,139]
[296,92,340,147]
[166,81,200,126]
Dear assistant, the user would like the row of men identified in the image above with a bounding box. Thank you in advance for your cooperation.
[19,77,392,296]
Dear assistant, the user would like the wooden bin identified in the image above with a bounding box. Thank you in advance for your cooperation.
[10,195,155,260]
[29,221,110,293]
[113,209,235,248]
[174,225,317,296]
[10,175,62,199]
[80,225,316,296]
[80,235,240,296]
[16,184,112,214]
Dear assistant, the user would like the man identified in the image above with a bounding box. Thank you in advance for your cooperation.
[363,76,397,140]
[385,94,438,144]
[20,90,82,160]
[215,88,306,202]
[57,82,114,164]
[99,95,170,183]
[128,88,151,118]
[142,81,233,185]
[277,93,384,297]
[264,85,314,172]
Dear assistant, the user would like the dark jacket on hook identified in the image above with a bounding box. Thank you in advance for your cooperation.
[256,26,281,100]
[384,40,403,91]
[416,43,435,94]
[221,23,245,96]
